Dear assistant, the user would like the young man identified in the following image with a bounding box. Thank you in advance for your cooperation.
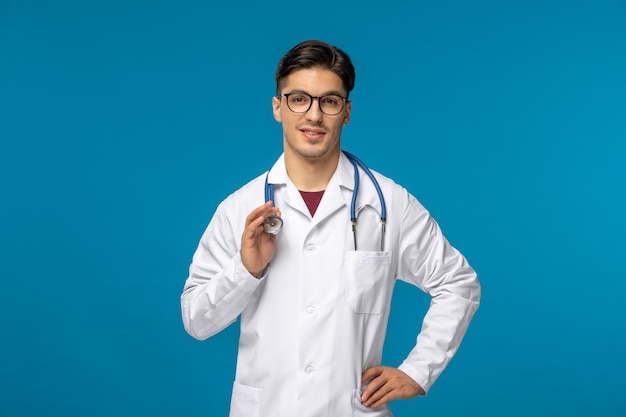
[181,39,481,417]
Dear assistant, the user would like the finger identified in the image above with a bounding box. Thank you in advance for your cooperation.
[245,201,273,226]
[361,372,386,404]
[255,206,280,228]
[246,215,266,236]
[243,211,267,235]
[243,204,280,240]
[361,366,383,383]
[367,388,397,408]
[366,377,423,408]
[368,380,419,408]
[362,378,394,407]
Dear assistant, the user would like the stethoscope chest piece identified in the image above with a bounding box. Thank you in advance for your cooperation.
[263,214,283,235]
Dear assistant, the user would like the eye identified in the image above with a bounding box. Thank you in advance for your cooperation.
[289,94,309,104]
[322,96,340,106]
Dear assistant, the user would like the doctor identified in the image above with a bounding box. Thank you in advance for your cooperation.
[181,39,480,417]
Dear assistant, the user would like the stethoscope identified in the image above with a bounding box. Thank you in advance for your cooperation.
[263,151,387,251]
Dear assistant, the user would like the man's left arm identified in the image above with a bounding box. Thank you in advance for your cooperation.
[362,191,481,407]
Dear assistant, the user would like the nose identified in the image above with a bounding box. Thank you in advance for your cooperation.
[305,98,323,122]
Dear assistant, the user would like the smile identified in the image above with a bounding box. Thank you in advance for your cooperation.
[301,128,325,139]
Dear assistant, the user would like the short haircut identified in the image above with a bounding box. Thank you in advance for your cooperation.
[275,40,356,97]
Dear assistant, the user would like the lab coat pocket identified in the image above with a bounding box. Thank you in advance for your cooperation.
[352,389,392,416]
[229,381,261,417]
[346,251,392,314]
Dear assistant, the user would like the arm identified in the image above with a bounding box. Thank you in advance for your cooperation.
[395,192,481,393]
[361,191,480,406]
[180,201,280,340]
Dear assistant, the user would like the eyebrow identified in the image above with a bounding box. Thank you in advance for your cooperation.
[285,89,346,97]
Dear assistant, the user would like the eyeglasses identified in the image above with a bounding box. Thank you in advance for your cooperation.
[279,92,348,116]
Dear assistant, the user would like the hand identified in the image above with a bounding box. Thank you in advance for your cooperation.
[360,366,425,408]
[241,201,281,278]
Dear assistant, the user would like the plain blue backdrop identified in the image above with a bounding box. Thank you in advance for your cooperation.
[1,0,625,416]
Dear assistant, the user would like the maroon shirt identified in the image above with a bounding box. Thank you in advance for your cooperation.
[299,190,325,216]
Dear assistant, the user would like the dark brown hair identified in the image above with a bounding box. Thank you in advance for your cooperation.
[275,40,356,97]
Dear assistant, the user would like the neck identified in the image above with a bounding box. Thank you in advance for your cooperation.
[284,151,340,192]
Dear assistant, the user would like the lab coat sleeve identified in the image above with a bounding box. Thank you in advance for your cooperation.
[180,202,263,340]
[395,192,481,394]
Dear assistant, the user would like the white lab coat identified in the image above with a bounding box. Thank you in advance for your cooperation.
[181,152,480,417]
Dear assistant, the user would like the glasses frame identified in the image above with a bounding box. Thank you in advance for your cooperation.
[278,92,348,116]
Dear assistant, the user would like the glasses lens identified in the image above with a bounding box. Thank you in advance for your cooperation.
[286,94,312,113]
[319,95,344,115]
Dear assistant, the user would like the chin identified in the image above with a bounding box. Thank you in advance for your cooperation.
[298,150,328,159]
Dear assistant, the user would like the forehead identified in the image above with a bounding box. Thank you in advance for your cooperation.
[281,68,346,96]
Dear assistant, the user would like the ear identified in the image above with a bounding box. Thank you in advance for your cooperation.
[272,96,282,123]
[342,100,352,126]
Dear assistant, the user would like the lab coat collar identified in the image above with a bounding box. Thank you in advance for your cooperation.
[266,151,356,192]
[265,152,357,222]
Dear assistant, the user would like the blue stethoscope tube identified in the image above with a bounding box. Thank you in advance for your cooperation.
[262,177,283,235]
[264,151,387,251]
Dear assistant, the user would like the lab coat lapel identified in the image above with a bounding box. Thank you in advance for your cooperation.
[339,152,381,221]
[266,152,379,225]
[266,154,315,218]
[310,152,356,228]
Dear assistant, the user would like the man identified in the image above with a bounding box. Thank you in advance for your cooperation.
[181,39,480,417]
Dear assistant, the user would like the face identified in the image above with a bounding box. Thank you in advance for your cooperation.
[272,68,352,163]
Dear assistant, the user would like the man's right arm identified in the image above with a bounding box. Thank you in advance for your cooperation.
[180,201,280,340]
[180,204,263,340]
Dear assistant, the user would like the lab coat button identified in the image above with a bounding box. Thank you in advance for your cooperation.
[305,365,314,374]
[306,305,316,315]
[305,245,316,253]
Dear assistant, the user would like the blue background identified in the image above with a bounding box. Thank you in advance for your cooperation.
[1,1,625,416]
